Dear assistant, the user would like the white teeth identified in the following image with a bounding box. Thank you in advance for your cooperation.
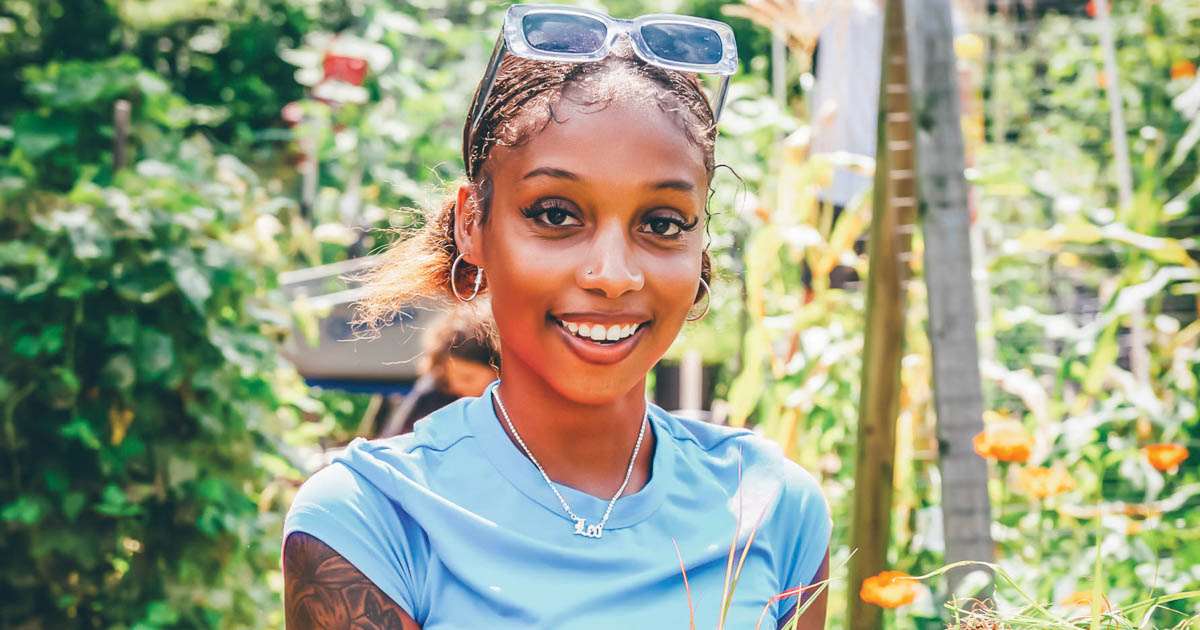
[558,319,642,343]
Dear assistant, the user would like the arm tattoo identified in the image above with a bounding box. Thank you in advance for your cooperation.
[284,532,421,630]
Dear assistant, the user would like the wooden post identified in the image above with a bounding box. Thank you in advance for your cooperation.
[907,0,995,594]
[846,0,916,627]
[1093,0,1150,394]
[113,100,131,172]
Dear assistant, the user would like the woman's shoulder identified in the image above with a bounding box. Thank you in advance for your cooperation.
[289,396,482,512]
[653,407,826,508]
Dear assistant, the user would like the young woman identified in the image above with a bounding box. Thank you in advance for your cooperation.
[283,6,831,629]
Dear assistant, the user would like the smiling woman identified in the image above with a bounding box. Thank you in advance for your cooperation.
[282,5,830,630]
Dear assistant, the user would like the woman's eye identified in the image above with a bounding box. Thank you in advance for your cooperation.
[642,216,685,237]
[544,208,574,226]
[520,200,582,228]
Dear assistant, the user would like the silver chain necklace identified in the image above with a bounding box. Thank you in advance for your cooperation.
[491,387,647,539]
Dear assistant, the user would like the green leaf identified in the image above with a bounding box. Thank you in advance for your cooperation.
[59,417,101,450]
[14,334,40,357]
[135,329,174,378]
[174,264,212,310]
[107,314,138,346]
[61,492,86,522]
[1,496,43,525]
[12,112,78,159]
[39,325,64,355]
[54,208,112,260]
[94,483,140,517]
[102,353,136,390]
[145,601,179,625]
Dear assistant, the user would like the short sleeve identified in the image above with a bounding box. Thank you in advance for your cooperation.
[284,462,430,621]
[772,462,832,623]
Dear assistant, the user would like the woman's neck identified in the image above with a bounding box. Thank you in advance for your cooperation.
[492,363,655,499]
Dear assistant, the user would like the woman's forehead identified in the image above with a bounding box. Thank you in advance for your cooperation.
[487,98,708,190]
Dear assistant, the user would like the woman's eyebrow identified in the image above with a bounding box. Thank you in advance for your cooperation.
[522,166,695,192]
[647,179,696,192]
[522,167,578,181]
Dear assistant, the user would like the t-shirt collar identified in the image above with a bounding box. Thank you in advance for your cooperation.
[464,380,672,530]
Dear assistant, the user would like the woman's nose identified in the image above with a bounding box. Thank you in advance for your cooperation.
[576,223,644,298]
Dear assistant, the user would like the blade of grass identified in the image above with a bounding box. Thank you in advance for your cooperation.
[718,449,746,630]
[764,549,854,630]
[723,490,774,627]
[910,561,1075,629]
[673,537,696,630]
[1092,490,1103,630]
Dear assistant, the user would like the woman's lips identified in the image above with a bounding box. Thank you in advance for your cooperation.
[548,315,649,365]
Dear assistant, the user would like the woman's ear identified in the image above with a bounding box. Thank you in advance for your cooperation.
[453,182,483,266]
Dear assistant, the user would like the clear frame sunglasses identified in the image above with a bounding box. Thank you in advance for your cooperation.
[464,4,739,163]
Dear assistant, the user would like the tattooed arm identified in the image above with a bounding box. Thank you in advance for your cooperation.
[284,532,422,630]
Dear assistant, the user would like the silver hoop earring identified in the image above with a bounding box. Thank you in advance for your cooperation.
[450,254,484,302]
[686,277,711,322]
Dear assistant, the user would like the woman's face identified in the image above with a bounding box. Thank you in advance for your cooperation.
[459,96,708,404]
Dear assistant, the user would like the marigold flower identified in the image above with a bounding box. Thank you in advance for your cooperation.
[1144,443,1188,472]
[1171,60,1197,81]
[1061,590,1111,611]
[1017,466,1076,498]
[860,571,918,609]
[973,424,1034,463]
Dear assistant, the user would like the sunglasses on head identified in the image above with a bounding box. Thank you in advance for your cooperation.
[464,4,739,167]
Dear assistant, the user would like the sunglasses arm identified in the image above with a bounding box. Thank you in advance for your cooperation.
[712,74,731,123]
[465,33,509,166]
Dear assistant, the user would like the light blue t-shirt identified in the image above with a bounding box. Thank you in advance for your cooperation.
[285,382,831,629]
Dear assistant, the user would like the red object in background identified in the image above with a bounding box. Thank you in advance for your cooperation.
[323,54,368,86]
[1086,0,1096,17]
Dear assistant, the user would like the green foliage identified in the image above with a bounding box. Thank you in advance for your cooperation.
[4,55,194,190]
[0,140,327,629]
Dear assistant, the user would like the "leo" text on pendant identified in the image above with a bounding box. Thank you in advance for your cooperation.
[573,517,603,539]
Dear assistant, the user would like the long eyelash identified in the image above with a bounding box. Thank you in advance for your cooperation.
[519,198,573,218]
[650,215,700,233]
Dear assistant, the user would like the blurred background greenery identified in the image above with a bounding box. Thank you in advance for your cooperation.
[0,0,1197,628]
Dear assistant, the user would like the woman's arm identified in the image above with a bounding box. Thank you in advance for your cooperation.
[284,532,422,630]
[779,549,830,630]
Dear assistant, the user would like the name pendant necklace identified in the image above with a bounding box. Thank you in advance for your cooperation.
[491,388,647,539]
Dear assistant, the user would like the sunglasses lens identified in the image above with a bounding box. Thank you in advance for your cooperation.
[640,23,723,65]
[522,14,607,54]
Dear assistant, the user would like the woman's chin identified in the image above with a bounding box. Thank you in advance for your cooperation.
[539,367,651,407]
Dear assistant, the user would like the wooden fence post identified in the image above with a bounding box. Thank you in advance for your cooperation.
[113,100,131,172]
[907,0,996,594]
[846,0,917,627]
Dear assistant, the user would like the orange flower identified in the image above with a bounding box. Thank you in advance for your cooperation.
[860,571,919,609]
[973,424,1034,463]
[1144,443,1188,472]
[1061,590,1111,611]
[1017,466,1076,498]
[1171,60,1197,81]
[1097,71,1108,90]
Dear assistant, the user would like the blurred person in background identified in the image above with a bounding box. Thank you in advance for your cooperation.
[376,307,500,438]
